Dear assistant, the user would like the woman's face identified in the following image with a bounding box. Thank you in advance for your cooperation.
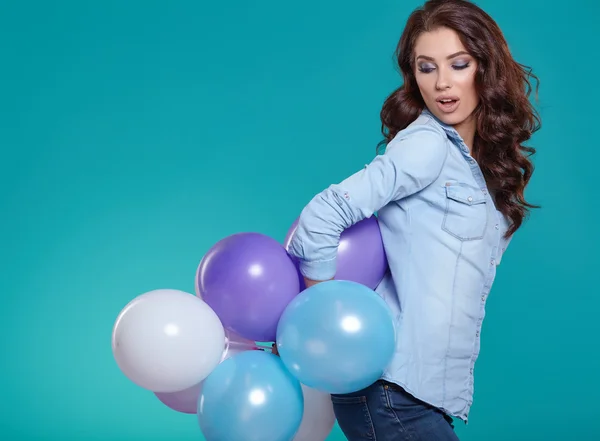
[413,27,479,141]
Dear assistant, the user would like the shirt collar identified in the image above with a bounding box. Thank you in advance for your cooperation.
[421,108,470,154]
[421,108,460,138]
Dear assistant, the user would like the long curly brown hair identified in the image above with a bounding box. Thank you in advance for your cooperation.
[379,0,541,237]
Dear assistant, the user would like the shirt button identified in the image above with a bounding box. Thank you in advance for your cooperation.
[476,331,480,337]
[467,196,473,202]
[481,295,485,302]
[495,224,499,230]
[490,259,495,265]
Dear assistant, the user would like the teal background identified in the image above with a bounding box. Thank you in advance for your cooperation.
[1,0,598,440]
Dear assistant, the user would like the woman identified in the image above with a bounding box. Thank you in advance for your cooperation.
[285,0,541,440]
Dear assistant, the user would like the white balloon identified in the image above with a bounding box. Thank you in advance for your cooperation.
[112,289,225,393]
[293,384,336,441]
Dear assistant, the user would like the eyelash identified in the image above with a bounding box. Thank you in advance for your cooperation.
[418,63,470,74]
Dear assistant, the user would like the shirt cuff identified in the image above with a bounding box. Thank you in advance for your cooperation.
[298,257,337,282]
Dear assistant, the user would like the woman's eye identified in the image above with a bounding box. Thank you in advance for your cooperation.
[418,64,435,73]
[453,62,470,70]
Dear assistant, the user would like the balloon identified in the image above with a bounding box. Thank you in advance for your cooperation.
[196,232,300,342]
[293,384,336,441]
[198,350,304,441]
[283,216,388,290]
[112,289,225,393]
[196,269,265,350]
[276,280,396,394]
[154,337,259,414]
[224,328,258,351]
[154,382,202,415]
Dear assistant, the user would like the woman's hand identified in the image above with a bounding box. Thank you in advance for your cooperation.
[304,277,331,288]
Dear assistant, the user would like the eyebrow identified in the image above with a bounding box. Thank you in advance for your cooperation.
[416,51,470,61]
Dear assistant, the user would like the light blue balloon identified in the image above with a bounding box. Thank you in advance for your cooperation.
[197,350,303,441]
[276,280,396,394]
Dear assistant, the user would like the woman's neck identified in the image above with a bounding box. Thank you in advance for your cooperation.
[453,116,476,153]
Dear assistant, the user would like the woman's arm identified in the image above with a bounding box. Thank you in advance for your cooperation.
[288,124,448,283]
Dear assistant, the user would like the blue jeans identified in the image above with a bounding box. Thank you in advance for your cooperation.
[331,380,460,441]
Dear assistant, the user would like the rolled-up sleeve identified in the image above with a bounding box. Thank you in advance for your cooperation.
[288,124,448,281]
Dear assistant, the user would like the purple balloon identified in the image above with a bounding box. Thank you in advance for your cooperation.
[196,233,300,342]
[283,216,388,290]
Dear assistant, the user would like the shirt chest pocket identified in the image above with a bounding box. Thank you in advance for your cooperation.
[442,182,488,241]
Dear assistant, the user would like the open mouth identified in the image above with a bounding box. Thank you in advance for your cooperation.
[438,98,457,104]
[436,97,460,112]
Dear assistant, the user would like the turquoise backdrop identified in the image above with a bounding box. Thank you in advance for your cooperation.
[1,0,598,440]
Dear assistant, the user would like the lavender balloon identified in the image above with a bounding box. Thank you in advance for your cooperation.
[154,382,202,415]
[283,216,388,290]
[196,233,300,342]
[154,334,259,414]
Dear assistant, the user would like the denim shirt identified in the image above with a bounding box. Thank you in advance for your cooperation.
[287,109,512,422]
